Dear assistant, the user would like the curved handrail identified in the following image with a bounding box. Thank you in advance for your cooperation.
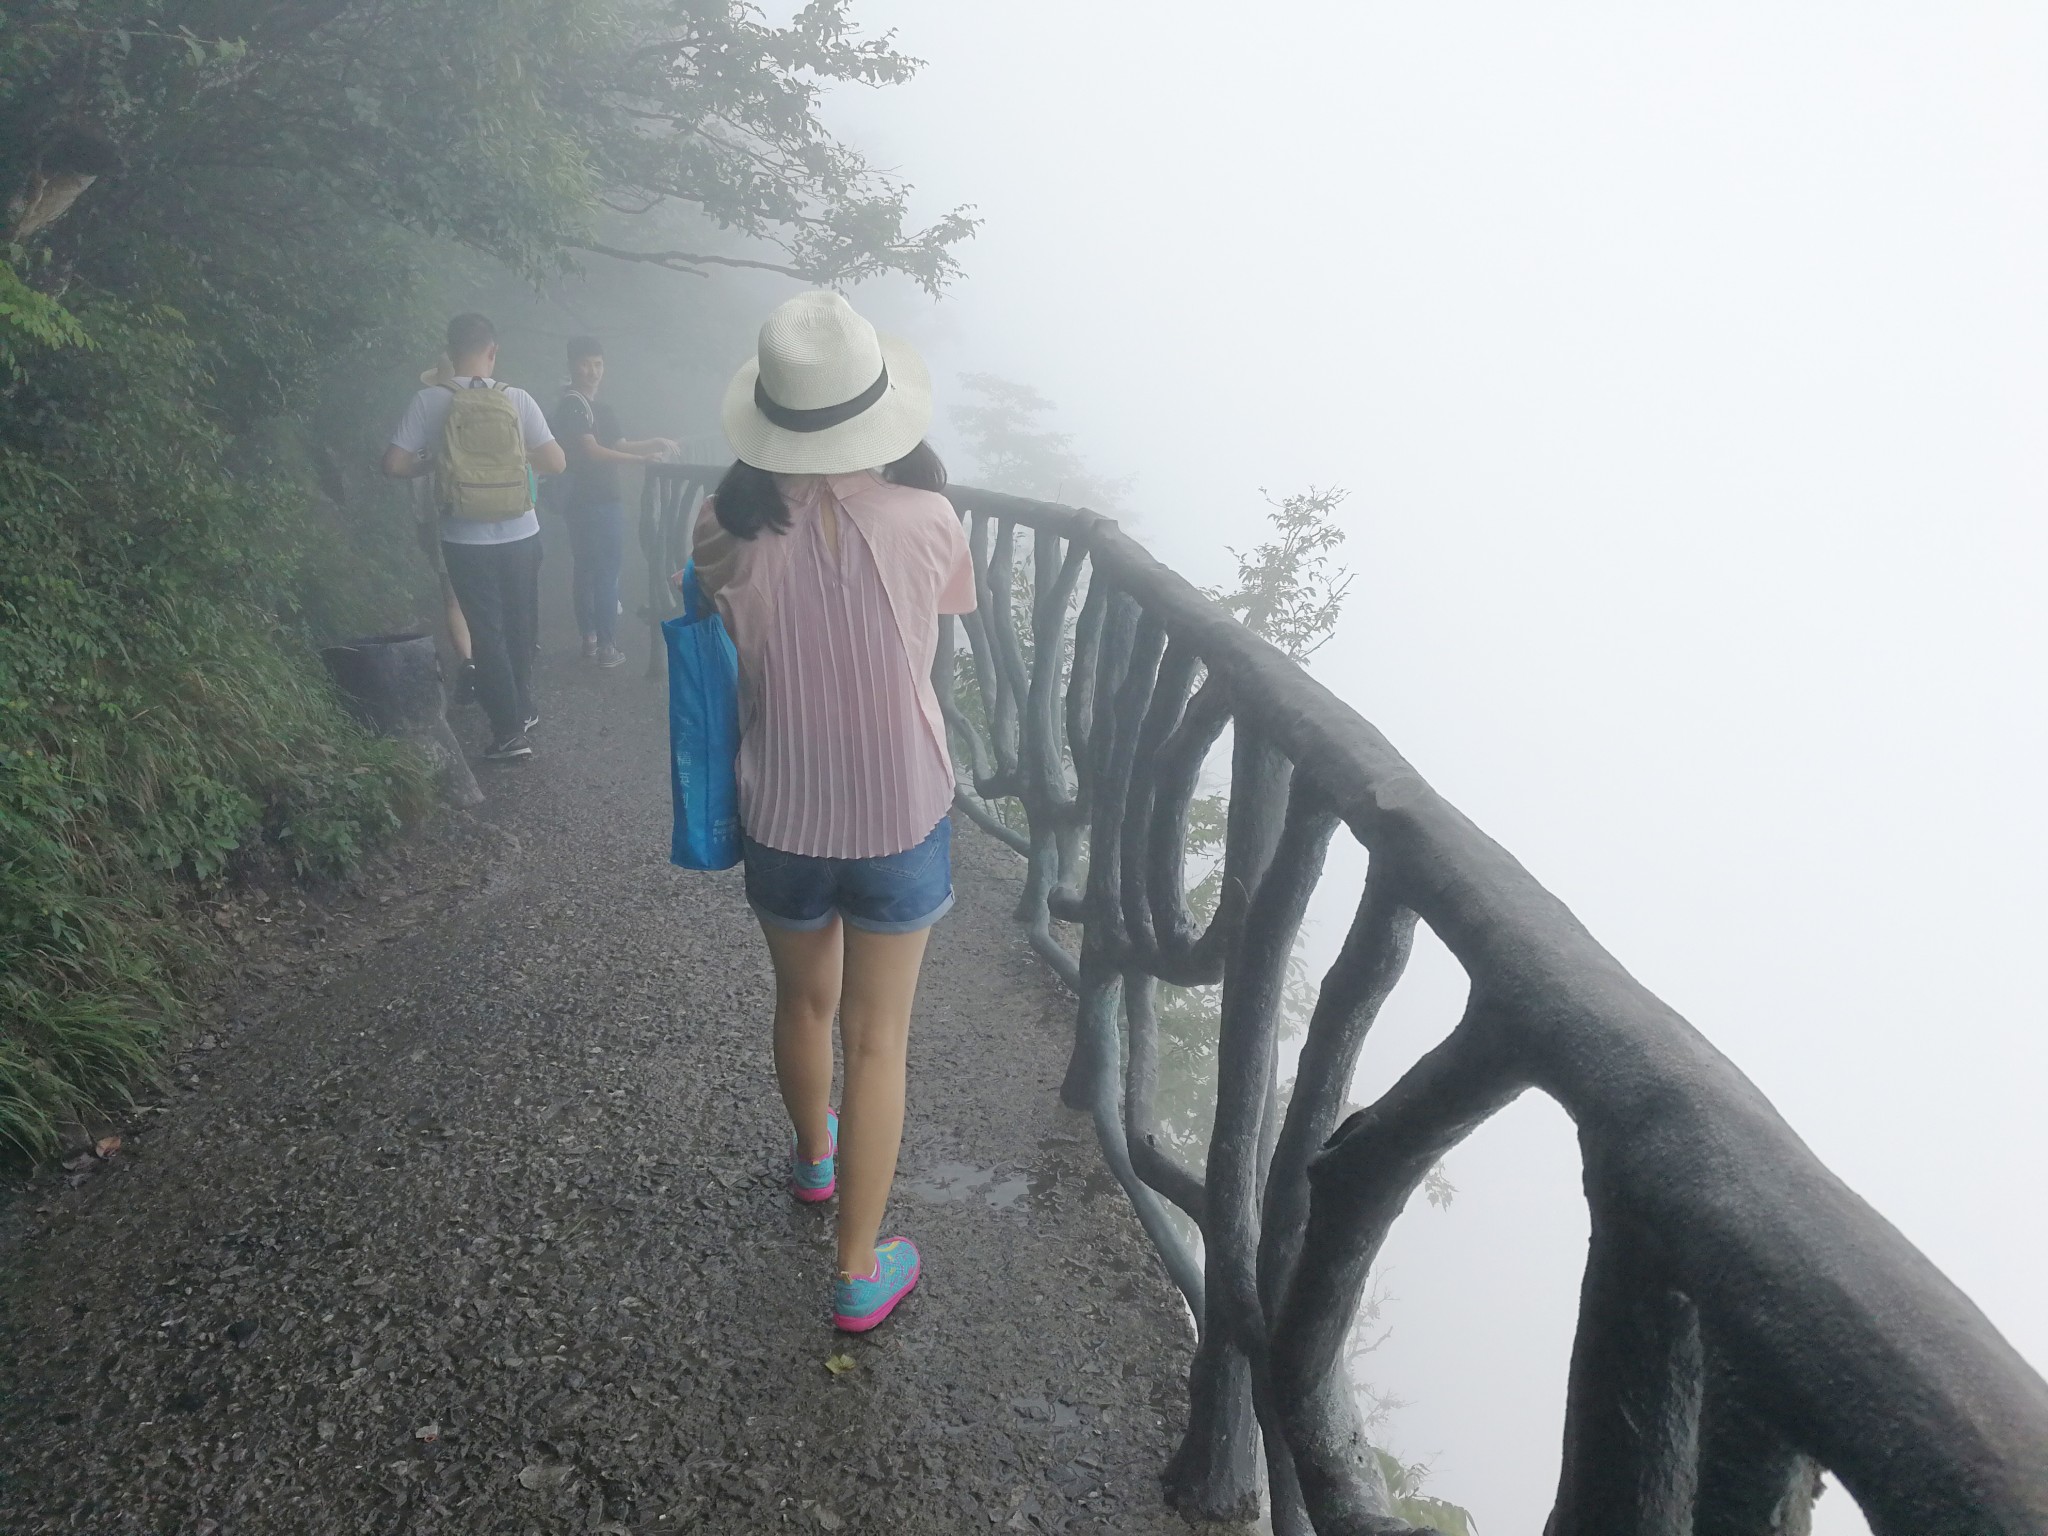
[653,469,2048,1534]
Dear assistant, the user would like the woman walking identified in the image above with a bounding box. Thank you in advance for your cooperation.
[693,291,974,1331]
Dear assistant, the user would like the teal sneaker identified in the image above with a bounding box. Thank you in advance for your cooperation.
[790,1108,838,1204]
[833,1235,920,1332]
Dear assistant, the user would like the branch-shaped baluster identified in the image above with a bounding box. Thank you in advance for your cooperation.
[951,790,1031,859]
[984,519,1033,773]
[1063,570,1108,821]
[990,519,1034,701]
[1122,971,1207,1224]
[1165,742,1317,1526]
[1023,532,1088,813]
[1054,589,1140,1106]
[1038,540,1084,797]
[935,605,1031,859]
[1083,608,1166,961]
[1050,586,1135,926]
[1258,868,1418,1319]
[935,613,998,786]
[1270,1003,1526,1535]
[1005,529,1087,964]
[1545,1211,1705,1536]
[1119,640,1202,966]
[1144,677,1234,985]
[959,513,1020,793]
[1692,1341,1823,1536]
[1065,951,1207,1314]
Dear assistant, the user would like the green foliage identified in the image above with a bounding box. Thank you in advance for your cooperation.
[0,298,433,1159]
[1374,1449,1477,1536]
[0,248,91,378]
[1208,487,1355,660]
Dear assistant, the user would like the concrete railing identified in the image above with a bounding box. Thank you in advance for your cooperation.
[646,466,2048,1536]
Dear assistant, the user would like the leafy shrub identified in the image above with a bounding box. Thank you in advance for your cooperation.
[0,292,432,1158]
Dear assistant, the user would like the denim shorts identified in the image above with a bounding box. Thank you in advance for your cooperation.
[743,816,954,935]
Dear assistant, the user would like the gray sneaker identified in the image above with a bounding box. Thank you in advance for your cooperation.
[596,645,627,669]
[483,732,533,761]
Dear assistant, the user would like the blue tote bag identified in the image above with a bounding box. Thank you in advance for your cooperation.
[663,561,743,870]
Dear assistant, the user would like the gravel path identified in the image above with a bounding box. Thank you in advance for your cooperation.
[0,623,1202,1534]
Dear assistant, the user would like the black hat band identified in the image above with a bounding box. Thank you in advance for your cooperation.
[754,365,889,434]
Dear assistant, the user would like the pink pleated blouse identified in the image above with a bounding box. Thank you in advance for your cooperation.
[692,471,976,859]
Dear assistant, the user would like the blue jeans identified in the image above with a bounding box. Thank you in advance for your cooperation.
[565,500,625,647]
[743,816,954,934]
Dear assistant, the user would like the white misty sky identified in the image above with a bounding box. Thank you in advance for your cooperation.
[780,5,2045,1529]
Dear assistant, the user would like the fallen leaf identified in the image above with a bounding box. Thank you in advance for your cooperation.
[518,1461,572,1490]
[815,1509,845,1531]
[824,1353,857,1376]
[94,1135,122,1159]
[414,1422,439,1442]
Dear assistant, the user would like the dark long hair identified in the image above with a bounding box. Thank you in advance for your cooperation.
[712,440,948,539]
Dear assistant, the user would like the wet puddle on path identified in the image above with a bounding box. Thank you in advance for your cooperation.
[904,1160,1032,1211]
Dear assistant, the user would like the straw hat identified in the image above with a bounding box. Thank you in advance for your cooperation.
[721,291,931,474]
[419,354,456,387]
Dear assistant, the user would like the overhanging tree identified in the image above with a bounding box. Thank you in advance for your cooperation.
[3,0,975,334]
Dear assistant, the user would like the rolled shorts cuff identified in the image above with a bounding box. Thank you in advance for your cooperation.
[748,888,954,936]
[749,903,838,934]
[843,889,953,935]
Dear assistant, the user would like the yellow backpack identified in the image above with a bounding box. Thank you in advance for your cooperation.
[435,381,531,520]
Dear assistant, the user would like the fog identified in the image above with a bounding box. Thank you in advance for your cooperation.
[746,5,2048,1530]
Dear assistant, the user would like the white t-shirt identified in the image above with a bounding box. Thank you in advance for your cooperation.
[389,377,556,546]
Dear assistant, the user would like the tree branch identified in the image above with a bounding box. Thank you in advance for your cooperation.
[577,242,812,279]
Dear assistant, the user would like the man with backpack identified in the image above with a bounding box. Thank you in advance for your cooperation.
[382,313,566,761]
[549,335,677,669]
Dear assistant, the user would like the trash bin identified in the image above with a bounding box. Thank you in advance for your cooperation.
[320,631,483,808]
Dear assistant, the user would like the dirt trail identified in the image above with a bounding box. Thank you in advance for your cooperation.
[0,598,1199,1534]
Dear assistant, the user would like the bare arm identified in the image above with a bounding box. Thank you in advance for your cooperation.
[382,443,431,479]
[529,438,567,476]
[616,435,680,458]
[576,432,657,466]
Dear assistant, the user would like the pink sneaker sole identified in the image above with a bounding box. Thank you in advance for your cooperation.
[789,1108,838,1204]
[832,1238,921,1332]
[833,1274,917,1332]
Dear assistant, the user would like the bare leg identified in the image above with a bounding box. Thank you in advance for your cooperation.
[762,920,843,1164]
[833,924,932,1278]
[442,574,472,662]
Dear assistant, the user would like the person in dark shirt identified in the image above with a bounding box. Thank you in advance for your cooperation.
[550,336,676,667]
